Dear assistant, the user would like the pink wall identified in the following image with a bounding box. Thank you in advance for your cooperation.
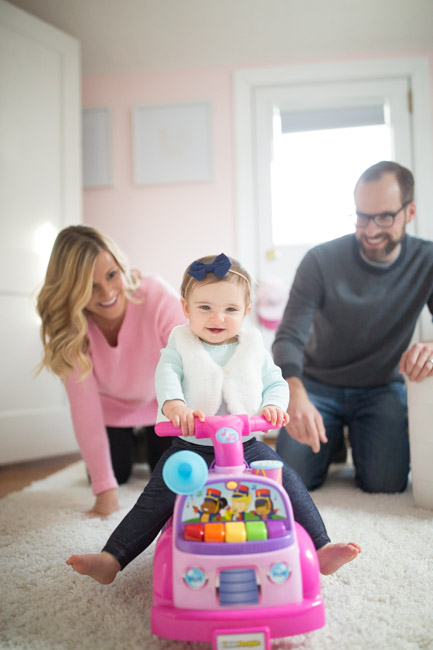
[83,55,433,290]
[82,68,234,290]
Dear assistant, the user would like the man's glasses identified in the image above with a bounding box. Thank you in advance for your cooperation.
[355,201,411,228]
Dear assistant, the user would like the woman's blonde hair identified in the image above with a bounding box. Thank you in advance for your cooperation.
[180,254,252,306]
[36,225,140,382]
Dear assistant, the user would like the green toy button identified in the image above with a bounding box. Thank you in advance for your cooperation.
[245,521,267,541]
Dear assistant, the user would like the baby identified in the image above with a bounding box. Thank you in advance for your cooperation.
[67,253,360,584]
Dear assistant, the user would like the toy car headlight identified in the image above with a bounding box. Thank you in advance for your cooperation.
[268,562,291,584]
[183,567,208,589]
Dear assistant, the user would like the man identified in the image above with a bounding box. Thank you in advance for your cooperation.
[273,161,433,493]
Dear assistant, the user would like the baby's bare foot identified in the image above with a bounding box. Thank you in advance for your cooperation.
[66,551,121,584]
[317,542,361,575]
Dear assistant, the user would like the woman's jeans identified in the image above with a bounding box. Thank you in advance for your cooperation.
[103,437,330,569]
[276,376,409,493]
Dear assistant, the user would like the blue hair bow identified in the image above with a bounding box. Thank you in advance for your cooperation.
[188,253,232,281]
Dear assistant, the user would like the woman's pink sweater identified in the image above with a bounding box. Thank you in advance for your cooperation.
[66,275,186,495]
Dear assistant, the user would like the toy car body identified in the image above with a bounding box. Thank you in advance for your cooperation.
[151,415,325,649]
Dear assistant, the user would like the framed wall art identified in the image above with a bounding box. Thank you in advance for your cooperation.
[82,108,112,188]
[133,102,213,185]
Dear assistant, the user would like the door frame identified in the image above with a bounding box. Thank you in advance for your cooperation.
[234,57,433,278]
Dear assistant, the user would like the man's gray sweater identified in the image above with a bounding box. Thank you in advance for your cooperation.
[273,234,433,387]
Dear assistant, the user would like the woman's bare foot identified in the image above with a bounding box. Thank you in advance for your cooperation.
[66,551,121,584]
[317,542,361,575]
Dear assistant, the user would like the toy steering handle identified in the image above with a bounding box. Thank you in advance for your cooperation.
[155,414,280,472]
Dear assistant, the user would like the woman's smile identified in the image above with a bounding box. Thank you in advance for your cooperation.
[100,294,118,308]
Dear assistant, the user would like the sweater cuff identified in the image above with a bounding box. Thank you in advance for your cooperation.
[91,475,118,496]
[278,363,302,381]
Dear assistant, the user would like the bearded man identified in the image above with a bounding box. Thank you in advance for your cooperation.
[274,161,433,493]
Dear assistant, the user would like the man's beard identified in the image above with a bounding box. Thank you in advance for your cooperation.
[359,231,405,262]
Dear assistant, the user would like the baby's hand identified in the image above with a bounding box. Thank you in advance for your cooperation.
[260,405,290,429]
[162,400,205,436]
[175,408,206,436]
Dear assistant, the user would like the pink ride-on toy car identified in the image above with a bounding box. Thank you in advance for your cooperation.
[152,414,325,650]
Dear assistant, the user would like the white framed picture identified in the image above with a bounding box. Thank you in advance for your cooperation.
[133,102,213,185]
[82,108,112,188]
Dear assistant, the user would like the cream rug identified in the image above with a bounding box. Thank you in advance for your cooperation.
[1,460,432,650]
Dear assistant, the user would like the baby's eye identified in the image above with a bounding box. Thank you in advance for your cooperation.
[199,305,211,310]
[226,307,238,312]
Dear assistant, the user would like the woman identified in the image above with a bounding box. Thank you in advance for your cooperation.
[36,225,185,516]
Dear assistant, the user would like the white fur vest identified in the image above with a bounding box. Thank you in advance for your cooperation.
[169,324,264,416]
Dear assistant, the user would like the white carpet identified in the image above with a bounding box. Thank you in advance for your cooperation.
[1,460,432,650]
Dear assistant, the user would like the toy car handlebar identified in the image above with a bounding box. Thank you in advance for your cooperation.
[155,414,281,471]
[155,414,279,438]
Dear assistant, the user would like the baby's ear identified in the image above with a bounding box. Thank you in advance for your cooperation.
[245,304,252,315]
[181,297,189,318]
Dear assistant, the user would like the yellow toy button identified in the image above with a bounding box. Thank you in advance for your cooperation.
[225,521,247,543]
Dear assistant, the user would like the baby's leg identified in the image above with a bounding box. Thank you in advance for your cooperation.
[66,551,120,584]
[317,542,361,575]
[66,443,210,585]
[251,441,332,549]
[250,442,361,574]
[71,445,180,582]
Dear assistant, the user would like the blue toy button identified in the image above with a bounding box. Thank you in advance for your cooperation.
[268,562,291,584]
[184,567,207,589]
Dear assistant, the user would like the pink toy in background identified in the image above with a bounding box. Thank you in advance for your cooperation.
[256,276,288,330]
[152,415,325,650]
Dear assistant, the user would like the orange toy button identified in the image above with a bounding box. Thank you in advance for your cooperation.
[184,523,205,541]
[225,521,247,543]
[204,522,225,542]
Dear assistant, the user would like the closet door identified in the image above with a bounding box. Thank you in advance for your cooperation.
[0,0,80,462]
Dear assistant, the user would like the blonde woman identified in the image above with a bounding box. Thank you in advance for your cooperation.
[37,225,185,517]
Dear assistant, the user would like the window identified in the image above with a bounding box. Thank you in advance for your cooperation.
[271,106,392,246]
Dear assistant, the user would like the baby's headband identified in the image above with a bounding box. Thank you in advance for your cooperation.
[188,253,249,286]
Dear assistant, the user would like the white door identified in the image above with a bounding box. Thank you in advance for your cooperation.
[254,77,412,298]
[0,1,81,462]
[235,59,433,344]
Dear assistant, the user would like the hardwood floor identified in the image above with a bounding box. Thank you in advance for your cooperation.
[0,453,81,498]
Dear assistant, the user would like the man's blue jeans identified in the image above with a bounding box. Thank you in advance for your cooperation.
[276,376,409,493]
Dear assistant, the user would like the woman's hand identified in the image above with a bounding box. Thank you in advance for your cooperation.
[86,488,119,519]
[162,399,205,436]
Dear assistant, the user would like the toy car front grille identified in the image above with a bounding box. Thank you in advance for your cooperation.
[218,568,259,606]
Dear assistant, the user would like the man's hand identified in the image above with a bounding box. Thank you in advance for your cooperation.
[284,377,327,453]
[162,399,205,436]
[399,341,433,382]
[86,488,119,519]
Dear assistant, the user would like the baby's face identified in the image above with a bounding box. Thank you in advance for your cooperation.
[182,280,250,345]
